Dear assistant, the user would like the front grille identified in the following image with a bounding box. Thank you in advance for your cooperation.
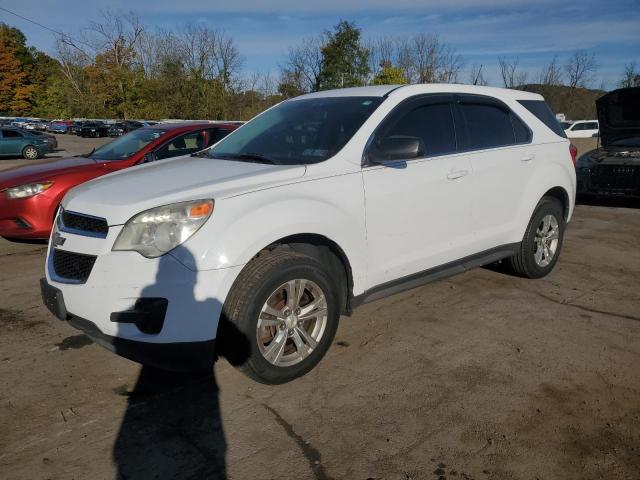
[52,249,97,283]
[592,165,640,190]
[61,211,108,237]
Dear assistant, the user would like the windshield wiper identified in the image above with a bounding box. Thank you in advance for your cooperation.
[214,153,277,164]
[78,148,95,158]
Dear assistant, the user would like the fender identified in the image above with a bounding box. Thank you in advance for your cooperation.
[512,144,576,242]
[173,171,369,295]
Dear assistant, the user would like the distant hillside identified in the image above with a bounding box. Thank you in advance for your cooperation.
[520,84,606,120]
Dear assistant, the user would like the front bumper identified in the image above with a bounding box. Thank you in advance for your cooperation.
[41,279,216,370]
[577,167,640,198]
[0,192,57,239]
[43,223,243,367]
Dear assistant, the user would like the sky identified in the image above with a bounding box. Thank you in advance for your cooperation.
[1,0,639,89]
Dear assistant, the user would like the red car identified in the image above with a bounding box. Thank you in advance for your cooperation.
[0,122,239,240]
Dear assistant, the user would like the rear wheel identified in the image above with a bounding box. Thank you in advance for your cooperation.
[219,250,340,384]
[508,196,565,278]
[22,145,40,159]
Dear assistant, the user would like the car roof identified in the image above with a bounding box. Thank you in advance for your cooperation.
[295,83,543,102]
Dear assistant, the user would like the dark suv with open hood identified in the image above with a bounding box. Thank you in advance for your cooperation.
[576,87,640,198]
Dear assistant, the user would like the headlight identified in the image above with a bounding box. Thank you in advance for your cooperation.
[5,182,54,199]
[113,199,214,258]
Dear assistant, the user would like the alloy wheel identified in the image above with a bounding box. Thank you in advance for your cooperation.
[533,214,559,267]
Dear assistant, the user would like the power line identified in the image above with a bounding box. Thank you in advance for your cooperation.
[0,6,93,50]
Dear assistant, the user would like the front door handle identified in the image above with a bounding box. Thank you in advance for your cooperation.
[521,153,535,162]
[447,169,469,180]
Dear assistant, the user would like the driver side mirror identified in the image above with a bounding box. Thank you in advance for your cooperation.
[370,136,425,164]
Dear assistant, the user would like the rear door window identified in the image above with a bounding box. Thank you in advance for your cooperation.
[458,102,515,150]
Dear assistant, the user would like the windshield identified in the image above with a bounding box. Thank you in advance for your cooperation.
[89,128,166,160]
[208,96,384,165]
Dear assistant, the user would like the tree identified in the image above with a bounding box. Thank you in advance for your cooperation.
[498,56,528,88]
[372,61,407,85]
[0,38,33,114]
[280,36,324,94]
[468,63,487,86]
[318,21,369,89]
[620,61,640,88]
[539,55,563,86]
[564,51,597,89]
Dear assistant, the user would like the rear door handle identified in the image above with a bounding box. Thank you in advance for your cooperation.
[521,153,535,162]
[447,169,469,180]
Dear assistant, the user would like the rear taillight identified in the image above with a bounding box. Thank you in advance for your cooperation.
[569,144,578,166]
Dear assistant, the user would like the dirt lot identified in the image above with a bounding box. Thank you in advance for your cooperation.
[1,135,639,480]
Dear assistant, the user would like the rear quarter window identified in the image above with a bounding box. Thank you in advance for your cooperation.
[518,100,567,138]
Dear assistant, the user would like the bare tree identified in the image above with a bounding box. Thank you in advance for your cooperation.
[366,36,395,80]
[468,63,488,86]
[564,51,597,89]
[280,36,324,93]
[620,61,640,88]
[54,37,91,96]
[539,55,563,86]
[498,56,528,88]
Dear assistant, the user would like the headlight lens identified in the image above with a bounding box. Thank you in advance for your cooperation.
[5,182,54,199]
[113,199,214,258]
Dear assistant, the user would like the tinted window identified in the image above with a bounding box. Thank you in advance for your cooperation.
[209,97,384,165]
[209,128,232,145]
[511,114,531,143]
[460,103,515,149]
[377,103,456,157]
[518,100,567,138]
[156,130,206,160]
[585,122,598,130]
[2,129,23,138]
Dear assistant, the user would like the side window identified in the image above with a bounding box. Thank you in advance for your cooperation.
[586,122,598,130]
[155,131,207,160]
[374,102,457,159]
[511,114,531,143]
[459,103,515,150]
[2,129,23,138]
[573,123,585,131]
[208,128,232,146]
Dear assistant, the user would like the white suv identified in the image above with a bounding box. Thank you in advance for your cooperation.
[564,120,599,138]
[41,85,576,384]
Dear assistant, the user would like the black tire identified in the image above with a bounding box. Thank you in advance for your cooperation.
[218,250,340,384]
[22,145,40,160]
[508,196,565,279]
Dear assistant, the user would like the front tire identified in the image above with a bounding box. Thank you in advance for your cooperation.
[22,146,40,159]
[508,196,565,278]
[219,250,340,384]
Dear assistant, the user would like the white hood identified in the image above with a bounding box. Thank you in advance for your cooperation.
[62,155,306,225]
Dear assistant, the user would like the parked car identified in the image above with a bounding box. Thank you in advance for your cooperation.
[576,87,640,198]
[38,85,576,384]
[0,127,52,160]
[0,122,238,241]
[109,120,144,137]
[35,120,50,131]
[565,120,599,138]
[69,121,85,135]
[24,129,58,150]
[47,120,73,134]
[80,121,109,138]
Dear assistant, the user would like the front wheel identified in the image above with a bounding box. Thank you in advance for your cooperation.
[22,145,40,159]
[219,250,340,384]
[508,196,565,278]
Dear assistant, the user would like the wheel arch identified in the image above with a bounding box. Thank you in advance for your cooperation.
[543,186,571,221]
[257,233,355,316]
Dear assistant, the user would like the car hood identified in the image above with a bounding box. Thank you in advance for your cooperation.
[62,155,307,225]
[0,156,97,189]
[596,87,640,148]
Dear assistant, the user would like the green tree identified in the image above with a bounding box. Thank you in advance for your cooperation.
[372,61,407,85]
[319,21,369,90]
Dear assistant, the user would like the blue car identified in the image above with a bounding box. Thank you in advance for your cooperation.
[47,121,70,134]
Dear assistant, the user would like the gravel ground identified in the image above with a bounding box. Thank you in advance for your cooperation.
[1,135,639,480]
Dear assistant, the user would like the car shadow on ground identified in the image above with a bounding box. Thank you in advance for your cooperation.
[112,248,251,479]
[576,194,640,210]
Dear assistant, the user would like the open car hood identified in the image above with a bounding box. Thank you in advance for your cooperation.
[596,87,640,148]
